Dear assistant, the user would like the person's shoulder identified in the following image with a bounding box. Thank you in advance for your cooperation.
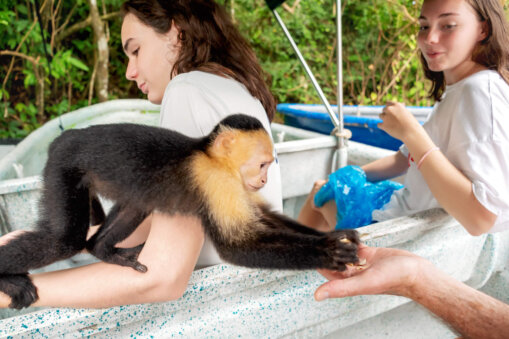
[166,71,243,96]
[167,71,205,88]
[171,71,230,85]
[457,70,488,91]
[445,70,509,112]
[460,70,508,93]
[163,72,210,102]
[460,70,509,109]
[449,70,509,142]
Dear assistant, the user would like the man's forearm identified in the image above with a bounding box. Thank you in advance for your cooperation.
[408,262,509,338]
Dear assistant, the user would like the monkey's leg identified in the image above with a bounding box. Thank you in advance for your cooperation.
[0,169,92,308]
[0,170,91,274]
[0,231,40,308]
[0,218,87,309]
[0,274,38,309]
[0,225,64,274]
[216,228,359,271]
[86,205,148,272]
[90,195,105,226]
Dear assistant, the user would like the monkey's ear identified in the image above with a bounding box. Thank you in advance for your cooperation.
[213,130,236,155]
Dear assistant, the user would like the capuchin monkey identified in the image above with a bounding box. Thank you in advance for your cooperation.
[0,114,359,309]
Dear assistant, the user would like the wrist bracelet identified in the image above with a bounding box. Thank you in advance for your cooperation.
[417,146,439,170]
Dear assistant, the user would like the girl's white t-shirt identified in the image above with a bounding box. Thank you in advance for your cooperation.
[373,70,509,233]
[159,71,283,267]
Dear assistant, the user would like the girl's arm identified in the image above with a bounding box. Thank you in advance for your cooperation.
[0,213,204,308]
[297,180,333,231]
[298,152,408,230]
[380,102,496,235]
[361,151,408,182]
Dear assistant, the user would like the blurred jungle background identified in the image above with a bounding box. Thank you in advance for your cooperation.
[1,0,508,140]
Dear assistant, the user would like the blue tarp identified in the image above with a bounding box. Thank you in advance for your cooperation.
[277,103,429,151]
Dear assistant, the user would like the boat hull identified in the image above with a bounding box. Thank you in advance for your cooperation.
[0,100,506,338]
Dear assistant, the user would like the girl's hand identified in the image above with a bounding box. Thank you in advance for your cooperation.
[310,180,327,210]
[378,101,424,143]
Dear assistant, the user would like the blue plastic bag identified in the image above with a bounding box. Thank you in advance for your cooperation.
[314,165,403,229]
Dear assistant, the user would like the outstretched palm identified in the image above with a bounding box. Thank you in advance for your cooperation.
[315,245,425,299]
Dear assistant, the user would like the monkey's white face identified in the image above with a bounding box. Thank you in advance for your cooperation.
[239,142,274,192]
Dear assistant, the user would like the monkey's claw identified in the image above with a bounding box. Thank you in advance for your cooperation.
[117,246,148,272]
[133,263,148,273]
[87,241,148,272]
[0,274,38,309]
[110,245,148,272]
[324,230,360,271]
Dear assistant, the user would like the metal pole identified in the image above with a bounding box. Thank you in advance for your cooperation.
[336,0,348,168]
[336,0,344,141]
[271,9,340,128]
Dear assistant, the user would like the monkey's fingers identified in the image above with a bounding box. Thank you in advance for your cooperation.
[133,263,148,273]
[0,274,38,309]
[121,260,147,273]
[323,231,360,271]
[115,246,148,273]
[336,229,360,244]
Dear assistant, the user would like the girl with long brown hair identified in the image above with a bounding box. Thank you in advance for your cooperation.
[0,0,281,309]
[300,0,509,236]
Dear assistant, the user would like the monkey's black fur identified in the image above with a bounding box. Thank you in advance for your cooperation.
[0,114,359,309]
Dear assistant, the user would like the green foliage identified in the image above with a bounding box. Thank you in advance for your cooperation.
[2,0,507,139]
[232,0,432,108]
[0,0,133,139]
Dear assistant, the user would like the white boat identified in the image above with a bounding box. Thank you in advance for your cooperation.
[0,100,507,338]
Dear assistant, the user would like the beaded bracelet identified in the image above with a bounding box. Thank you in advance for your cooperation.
[417,146,440,170]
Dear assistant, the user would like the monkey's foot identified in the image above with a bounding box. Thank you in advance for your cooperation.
[323,230,360,271]
[90,244,148,273]
[0,274,38,309]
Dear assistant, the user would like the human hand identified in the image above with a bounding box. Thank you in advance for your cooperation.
[378,101,424,143]
[314,244,428,300]
[310,179,327,210]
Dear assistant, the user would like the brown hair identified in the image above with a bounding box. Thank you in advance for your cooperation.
[121,0,276,120]
[422,0,509,101]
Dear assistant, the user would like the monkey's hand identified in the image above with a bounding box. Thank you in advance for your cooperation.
[323,230,360,271]
[0,274,38,309]
[87,242,148,273]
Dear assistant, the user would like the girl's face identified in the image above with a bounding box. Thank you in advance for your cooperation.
[121,13,180,104]
[417,0,487,84]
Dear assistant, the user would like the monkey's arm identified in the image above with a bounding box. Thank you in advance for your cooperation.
[260,205,328,236]
[0,214,203,309]
[213,210,359,271]
[217,227,358,271]
[86,204,149,272]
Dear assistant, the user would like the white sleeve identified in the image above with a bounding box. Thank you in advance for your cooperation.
[448,140,509,234]
[398,143,409,157]
[447,82,509,233]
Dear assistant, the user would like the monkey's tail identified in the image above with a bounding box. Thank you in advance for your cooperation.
[0,226,80,274]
